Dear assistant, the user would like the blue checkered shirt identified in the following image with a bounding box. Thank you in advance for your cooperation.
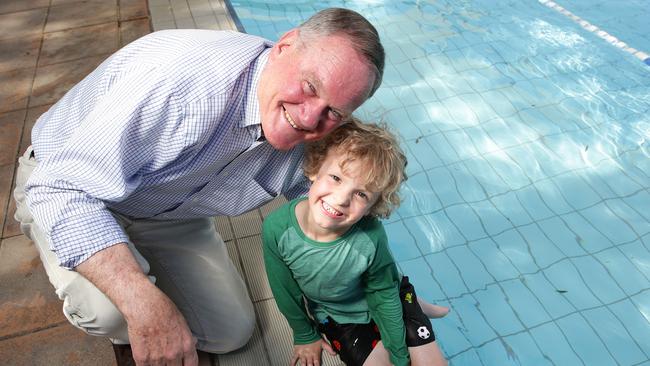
[26,30,309,269]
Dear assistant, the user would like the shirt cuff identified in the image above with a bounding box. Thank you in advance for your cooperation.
[293,328,322,345]
[49,211,130,269]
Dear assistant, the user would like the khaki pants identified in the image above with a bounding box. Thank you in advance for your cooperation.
[13,147,255,353]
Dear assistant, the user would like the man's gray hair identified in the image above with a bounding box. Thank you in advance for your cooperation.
[298,8,385,97]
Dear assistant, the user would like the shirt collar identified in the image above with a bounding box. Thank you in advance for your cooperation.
[242,47,271,139]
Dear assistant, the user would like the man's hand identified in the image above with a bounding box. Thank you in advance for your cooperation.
[126,283,198,365]
[76,243,198,366]
[290,339,336,366]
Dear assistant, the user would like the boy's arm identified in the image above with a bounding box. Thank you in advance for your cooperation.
[363,226,410,366]
[262,223,321,344]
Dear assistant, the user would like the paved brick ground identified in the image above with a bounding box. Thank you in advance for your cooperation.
[0,1,149,365]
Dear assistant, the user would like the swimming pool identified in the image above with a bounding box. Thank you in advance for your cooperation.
[229,1,650,364]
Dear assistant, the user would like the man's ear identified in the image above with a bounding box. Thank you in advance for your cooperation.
[274,28,299,54]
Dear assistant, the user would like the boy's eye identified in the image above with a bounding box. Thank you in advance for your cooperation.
[356,191,368,200]
[329,174,340,182]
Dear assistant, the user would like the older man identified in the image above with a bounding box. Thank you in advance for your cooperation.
[13,7,384,366]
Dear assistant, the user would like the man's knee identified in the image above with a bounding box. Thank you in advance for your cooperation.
[58,280,129,341]
[199,304,256,353]
[227,307,256,350]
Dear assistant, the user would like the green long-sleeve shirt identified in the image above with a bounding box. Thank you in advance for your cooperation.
[262,198,409,366]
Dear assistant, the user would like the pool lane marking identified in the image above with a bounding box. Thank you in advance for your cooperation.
[539,0,650,66]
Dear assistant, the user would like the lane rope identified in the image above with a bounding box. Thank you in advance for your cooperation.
[539,0,650,66]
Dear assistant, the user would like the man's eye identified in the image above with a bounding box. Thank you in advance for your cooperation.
[328,109,343,122]
[304,81,316,95]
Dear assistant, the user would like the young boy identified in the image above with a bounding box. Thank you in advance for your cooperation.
[262,120,448,366]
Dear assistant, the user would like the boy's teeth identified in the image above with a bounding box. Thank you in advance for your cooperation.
[322,201,341,216]
[283,107,300,129]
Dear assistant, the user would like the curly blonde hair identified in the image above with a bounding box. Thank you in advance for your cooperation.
[303,118,407,218]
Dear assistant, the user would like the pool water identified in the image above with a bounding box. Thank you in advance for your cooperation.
[230,1,650,364]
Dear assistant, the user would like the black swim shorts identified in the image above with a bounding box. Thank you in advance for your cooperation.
[317,276,436,366]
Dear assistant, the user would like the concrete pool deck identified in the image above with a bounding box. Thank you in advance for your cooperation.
[0,0,338,365]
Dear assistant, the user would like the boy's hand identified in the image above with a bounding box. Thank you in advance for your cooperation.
[290,339,336,366]
[321,339,335,356]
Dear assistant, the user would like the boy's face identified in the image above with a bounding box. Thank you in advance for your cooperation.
[306,149,380,240]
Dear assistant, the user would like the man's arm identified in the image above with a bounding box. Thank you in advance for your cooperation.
[28,31,262,364]
[27,72,195,363]
[76,243,198,366]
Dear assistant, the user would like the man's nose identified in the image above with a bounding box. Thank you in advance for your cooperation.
[299,99,327,130]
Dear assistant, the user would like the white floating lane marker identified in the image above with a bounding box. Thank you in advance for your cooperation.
[539,0,650,66]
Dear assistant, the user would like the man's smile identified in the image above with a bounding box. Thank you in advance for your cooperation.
[282,105,303,131]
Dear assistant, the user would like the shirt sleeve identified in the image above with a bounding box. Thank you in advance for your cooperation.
[262,215,322,345]
[284,176,310,200]
[363,222,410,366]
[26,66,189,269]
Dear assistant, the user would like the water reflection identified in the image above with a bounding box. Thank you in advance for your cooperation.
[234,0,650,364]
